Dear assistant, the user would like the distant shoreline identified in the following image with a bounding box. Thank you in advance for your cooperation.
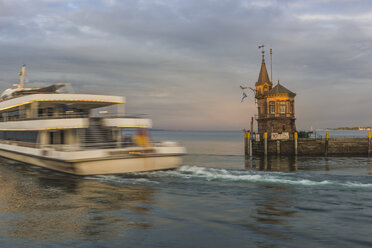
[322,127,372,131]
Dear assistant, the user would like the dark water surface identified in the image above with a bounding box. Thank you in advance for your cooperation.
[0,130,371,248]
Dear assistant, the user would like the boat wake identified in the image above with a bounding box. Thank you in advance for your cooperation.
[86,166,372,190]
[139,165,372,189]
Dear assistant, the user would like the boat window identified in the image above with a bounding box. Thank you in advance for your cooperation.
[122,128,136,147]
[121,128,151,147]
[49,132,54,144]
[47,108,54,117]
[60,130,64,144]
[49,131,65,144]
[0,131,38,143]
[8,109,19,120]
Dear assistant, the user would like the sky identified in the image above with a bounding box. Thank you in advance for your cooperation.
[0,0,371,130]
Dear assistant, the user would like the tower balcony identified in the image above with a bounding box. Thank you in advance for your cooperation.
[255,113,296,120]
[268,113,295,119]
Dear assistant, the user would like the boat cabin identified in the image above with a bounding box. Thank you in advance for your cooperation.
[0,83,152,150]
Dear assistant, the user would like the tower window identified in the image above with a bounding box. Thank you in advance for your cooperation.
[279,102,286,114]
[269,102,275,114]
[290,102,294,114]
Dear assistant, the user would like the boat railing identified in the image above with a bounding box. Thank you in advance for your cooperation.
[1,113,89,122]
[0,140,38,148]
[0,113,149,122]
[38,113,89,119]
[0,139,179,152]
[42,140,174,151]
[96,113,147,118]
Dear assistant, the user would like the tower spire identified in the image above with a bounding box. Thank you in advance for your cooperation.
[255,45,271,86]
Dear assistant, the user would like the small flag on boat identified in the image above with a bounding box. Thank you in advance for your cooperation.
[241,92,247,102]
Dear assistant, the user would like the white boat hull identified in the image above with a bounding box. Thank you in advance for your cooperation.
[0,146,184,175]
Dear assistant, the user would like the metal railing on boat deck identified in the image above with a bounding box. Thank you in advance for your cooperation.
[1,113,89,122]
[0,113,148,122]
[0,140,38,148]
[95,113,147,118]
[0,139,178,152]
[57,141,170,151]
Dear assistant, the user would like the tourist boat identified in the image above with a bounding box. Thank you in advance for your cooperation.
[0,65,186,175]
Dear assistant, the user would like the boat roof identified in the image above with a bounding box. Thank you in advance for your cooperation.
[0,83,71,101]
[0,93,124,112]
[0,66,125,111]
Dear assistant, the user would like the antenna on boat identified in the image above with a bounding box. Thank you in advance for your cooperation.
[18,64,27,89]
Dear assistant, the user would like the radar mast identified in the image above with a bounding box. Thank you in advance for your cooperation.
[18,64,27,89]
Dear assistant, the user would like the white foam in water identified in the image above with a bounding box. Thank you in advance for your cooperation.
[86,175,160,185]
[143,165,372,189]
[344,181,372,188]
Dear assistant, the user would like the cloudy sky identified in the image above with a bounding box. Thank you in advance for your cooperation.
[0,0,371,130]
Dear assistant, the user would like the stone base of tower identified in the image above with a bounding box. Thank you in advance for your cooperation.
[257,118,296,137]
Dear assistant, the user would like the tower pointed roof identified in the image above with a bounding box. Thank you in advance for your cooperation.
[268,81,296,97]
[255,56,271,86]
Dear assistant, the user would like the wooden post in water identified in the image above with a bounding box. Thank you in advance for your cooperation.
[264,132,268,156]
[368,131,371,156]
[294,131,298,156]
[276,140,280,156]
[247,131,251,157]
[249,132,253,157]
[244,130,249,156]
[325,131,329,156]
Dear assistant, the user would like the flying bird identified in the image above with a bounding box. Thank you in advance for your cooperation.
[240,85,247,90]
[241,92,247,102]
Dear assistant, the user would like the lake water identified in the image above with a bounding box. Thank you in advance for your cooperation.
[0,130,371,248]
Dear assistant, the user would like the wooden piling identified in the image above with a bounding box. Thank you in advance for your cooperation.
[325,131,329,156]
[277,140,280,156]
[249,132,253,157]
[244,131,249,156]
[368,131,371,156]
[294,131,298,156]
[264,132,268,156]
[247,131,251,157]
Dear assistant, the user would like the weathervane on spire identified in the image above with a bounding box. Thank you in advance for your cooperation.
[258,43,265,60]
